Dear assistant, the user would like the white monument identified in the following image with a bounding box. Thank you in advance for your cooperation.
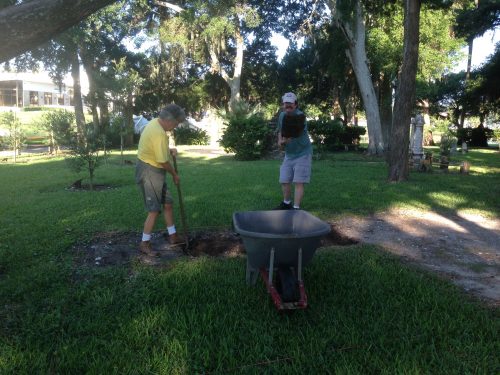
[411,114,425,167]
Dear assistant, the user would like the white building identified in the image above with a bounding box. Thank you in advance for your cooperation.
[0,71,84,110]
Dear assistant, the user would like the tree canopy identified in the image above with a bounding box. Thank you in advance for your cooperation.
[2,0,499,182]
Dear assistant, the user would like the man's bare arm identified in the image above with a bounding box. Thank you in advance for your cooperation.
[159,161,179,185]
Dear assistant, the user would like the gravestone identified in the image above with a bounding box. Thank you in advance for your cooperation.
[411,114,425,168]
[450,139,457,154]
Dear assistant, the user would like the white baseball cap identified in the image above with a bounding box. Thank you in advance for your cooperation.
[282,92,297,103]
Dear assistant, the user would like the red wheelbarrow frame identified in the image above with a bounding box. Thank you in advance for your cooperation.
[253,247,308,311]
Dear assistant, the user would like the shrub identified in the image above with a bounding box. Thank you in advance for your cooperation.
[439,133,457,156]
[457,125,493,147]
[493,128,500,148]
[308,118,365,152]
[22,106,46,112]
[174,125,209,145]
[36,109,76,153]
[219,101,273,160]
[25,136,49,145]
[308,119,344,152]
[342,125,366,145]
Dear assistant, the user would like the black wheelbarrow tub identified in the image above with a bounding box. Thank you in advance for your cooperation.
[233,210,330,270]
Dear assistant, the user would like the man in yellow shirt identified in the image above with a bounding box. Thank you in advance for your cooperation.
[135,104,186,256]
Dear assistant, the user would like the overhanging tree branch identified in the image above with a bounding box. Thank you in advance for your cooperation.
[155,1,184,13]
[0,0,117,63]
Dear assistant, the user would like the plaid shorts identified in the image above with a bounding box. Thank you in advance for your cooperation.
[279,153,312,183]
[135,159,174,212]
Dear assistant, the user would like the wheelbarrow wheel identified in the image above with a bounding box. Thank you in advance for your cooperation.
[276,266,300,302]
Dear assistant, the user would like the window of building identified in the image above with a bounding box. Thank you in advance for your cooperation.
[44,92,52,105]
[29,91,39,105]
[57,93,65,105]
[0,88,17,106]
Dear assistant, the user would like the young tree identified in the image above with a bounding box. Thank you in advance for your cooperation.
[65,123,108,191]
[0,111,24,163]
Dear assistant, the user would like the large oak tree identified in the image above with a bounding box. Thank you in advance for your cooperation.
[387,0,421,182]
[0,0,117,63]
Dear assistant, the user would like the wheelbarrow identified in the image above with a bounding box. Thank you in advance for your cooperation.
[233,210,330,310]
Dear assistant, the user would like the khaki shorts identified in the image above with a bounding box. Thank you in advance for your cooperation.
[135,159,174,212]
[279,153,312,183]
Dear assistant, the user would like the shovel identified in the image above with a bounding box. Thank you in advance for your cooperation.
[173,155,189,253]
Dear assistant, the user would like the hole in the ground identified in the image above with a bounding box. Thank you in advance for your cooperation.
[321,224,359,246]
[72,225,357,269]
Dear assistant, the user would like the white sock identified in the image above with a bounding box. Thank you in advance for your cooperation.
[142,233,152,242]
[167,225,176,235]
[284,200,291,204]
[293,205,300,209]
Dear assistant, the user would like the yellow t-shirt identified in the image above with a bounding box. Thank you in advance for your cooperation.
[137,118,171,169]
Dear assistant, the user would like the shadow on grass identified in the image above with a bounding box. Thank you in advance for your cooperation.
[1,147,498,372]
[1,247,497,373]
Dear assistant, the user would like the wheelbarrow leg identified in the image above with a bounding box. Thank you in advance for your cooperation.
[246,258,259,285]
[260,248,284,310]
[268,247,275,285]
[297,247,303,282]
[296,247,308,308]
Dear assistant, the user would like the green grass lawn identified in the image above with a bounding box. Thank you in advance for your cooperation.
[0,148,498,373]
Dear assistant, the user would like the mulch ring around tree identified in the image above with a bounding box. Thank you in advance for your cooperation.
[72,224,357,268]
[65,179,115,192]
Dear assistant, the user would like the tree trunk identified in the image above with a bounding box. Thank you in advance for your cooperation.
[89,163,94,191]
[458,38,473,131]
[81,54,100,132]
[379,73,393,151]
[123,92,134,147]
[228,24,243,110]
[70,49,86,136]
[208,20,243,111]
[459,0,478,131]
[333,0,384,155]
[99,100,110,129]
[13,138,17,164]
[0,0,116,63]
[387,0,421,182]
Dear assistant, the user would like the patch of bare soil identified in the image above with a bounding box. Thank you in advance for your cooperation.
[187,230,244,257]
[72,208,499,306]
[72,227,356,269]
[333,208,500,307]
